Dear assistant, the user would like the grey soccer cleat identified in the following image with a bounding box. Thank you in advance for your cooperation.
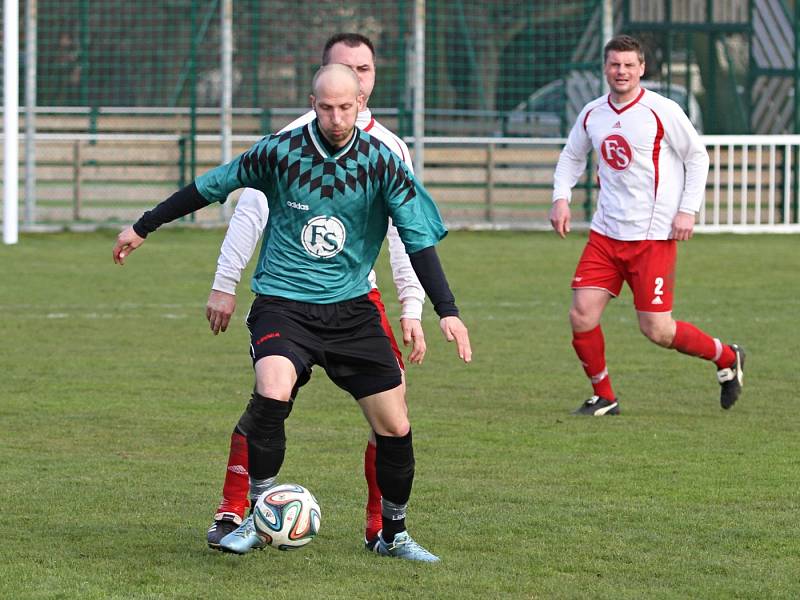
[219,515,267,555]
[375,530,440,563]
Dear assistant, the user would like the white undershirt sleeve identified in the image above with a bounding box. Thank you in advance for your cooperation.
[385,218,424,320]
[383,136,425,320]
[211,188,269,294]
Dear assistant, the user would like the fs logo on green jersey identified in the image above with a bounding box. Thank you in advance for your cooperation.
[302,216,346,258]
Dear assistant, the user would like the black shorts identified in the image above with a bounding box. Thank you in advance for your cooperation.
[246,295,403,399]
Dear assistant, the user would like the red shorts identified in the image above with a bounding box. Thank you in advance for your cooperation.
[368,288,405,370]
[572,231,676,312]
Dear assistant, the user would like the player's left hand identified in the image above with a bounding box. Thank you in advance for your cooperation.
[113,226,145,265]
[671,212,695,241]
[439,316,472,364]
[400,318,426,365]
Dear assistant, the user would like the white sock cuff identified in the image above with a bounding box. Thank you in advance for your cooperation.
[712,338,723,363]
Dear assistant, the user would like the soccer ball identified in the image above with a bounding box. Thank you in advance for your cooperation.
[252,484,321,550]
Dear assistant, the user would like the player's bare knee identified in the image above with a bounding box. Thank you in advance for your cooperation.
[569,306,597,332]
[254,370,294,399]
[255,381,294,401]
[253,355,298,401]
[379,418,411,438]
[639,321,673,347]
[568,306,584,329]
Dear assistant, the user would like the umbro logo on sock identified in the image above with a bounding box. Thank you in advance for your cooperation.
[228,465,248,475]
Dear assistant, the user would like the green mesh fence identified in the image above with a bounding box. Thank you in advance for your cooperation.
[425,0,601,135]
[27,0,602,136]
[6,0,800,228]
[2,0,797,135]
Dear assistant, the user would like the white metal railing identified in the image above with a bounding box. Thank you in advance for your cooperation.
[698,135,800,232]
[3,133,799,232]
[408,135,800,233]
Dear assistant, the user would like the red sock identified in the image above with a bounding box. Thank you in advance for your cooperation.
[364,440,382,541]
[572,326,615,400]
[671,321,734,368]
[216,431,250,520]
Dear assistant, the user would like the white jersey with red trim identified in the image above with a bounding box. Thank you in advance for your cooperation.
[212,108,425,320]
[552,88,709,240]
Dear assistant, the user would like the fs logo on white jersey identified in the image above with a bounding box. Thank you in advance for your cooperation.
[600,134,633,171]
[302,216,346,258]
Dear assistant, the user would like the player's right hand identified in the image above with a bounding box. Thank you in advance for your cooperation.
[113,226,145,265]
[206,290,237,335]
[400,318,426,365]
[439,316,471,364]
[549,198,571,239]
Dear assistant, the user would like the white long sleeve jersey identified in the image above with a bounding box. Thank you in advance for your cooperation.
[212,108,425,320]
[552,88,709,240]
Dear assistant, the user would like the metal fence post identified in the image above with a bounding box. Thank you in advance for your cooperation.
[24,0,37,226]
[189,0,198,222]
[3,0,19,244]
[220,0,233,221]
[72,140,82,221]
[178,136,187,189]
[485,142,495,222]
[583,153,593,221]
[413,0,426,179]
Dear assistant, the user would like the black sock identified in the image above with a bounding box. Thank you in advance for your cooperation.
[381,516,406,542]
[375,431,415,543]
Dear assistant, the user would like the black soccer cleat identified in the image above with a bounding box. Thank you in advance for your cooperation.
[207,512,242,550]
[717,344,745,410]
[572,395,620,416]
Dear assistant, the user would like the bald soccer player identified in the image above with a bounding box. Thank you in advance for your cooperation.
[113,64,471,562]
[204,33,428,554]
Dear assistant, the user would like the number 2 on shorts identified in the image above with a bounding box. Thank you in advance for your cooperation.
[653,276,664,297]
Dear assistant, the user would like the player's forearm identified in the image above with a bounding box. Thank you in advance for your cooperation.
[133,182,210,237]
[679,149,710,214]
[552,151,587,202]
[386,220,426,318]
[211,189,268,294]
[553,118,592,200]
[408,247,459,318]
[399,297,424,321]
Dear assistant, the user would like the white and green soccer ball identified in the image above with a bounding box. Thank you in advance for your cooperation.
[252,484,321,550]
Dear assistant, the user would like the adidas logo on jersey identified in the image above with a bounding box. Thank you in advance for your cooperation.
[612,121,622,128]
[287,200,309,211]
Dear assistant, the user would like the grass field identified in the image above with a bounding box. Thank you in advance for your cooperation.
[1,229,799,599]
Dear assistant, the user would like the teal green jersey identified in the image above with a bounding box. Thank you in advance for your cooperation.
[195,120,447,303]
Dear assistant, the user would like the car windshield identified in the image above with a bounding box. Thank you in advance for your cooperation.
[508,77,702,136]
